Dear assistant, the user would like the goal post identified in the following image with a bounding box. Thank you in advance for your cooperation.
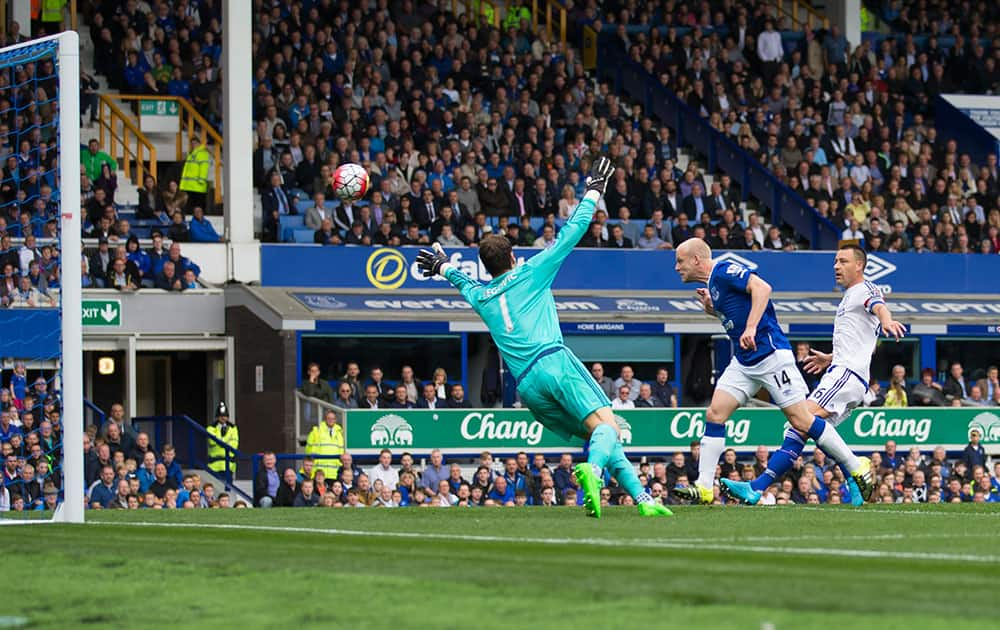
[56,29,83,524]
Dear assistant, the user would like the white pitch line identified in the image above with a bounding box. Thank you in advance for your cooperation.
[91,521,1000,564]
[797,506,1000,518]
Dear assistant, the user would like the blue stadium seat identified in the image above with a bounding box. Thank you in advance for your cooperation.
[292,228,315,243]
[282,215,305,228]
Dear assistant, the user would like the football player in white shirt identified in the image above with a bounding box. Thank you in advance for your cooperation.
[722,244,906,506]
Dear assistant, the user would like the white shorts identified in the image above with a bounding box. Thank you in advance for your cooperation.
[807,365,868,426]
[715,349,808,409]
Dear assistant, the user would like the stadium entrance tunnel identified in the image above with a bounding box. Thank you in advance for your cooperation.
[82,288,234,443]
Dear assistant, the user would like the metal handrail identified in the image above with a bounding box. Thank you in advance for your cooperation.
[131,414,252,503]
[450,0,502,28]
[294,390,349,447]
[767,0,829,31]
[532,0,569,48]
[96,95,157,188]
[596,37,840,249]
[83,399,107,430]
[108,94,224,207]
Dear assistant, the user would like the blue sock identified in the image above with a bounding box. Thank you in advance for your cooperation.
[751,428,805,492]
[587,423,617,473]
[607,440,649,503]
[806,416,827,441]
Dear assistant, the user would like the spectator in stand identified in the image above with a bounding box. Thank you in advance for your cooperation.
[884,365,909,407]
[611,385,635,410]
[634,384,661,408]
[911,368,945,406]
[389,385,414,409]
[943,362,970,404]
[253,451,280,508]
[422,450,449,497]
[651,368,678,408]
[300,362,333,404]
[590,363,616,399]
[445,384,473,408]
[87,465,116,509]
[273,468,300,508]
[80,139,115,183]
[416,383,445,409]
[614,366,642,401]
[189,207,223,242]
[314,218,342,245]
[369,449,399,492]
[976,366,999,402]
[334,382,359,410]
[962,430,987,472]
[155,260,182,292]
[360,385,383,410]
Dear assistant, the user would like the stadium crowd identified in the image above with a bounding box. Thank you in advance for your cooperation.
[2,351,996,510]
[0,365,64,511]
[601,0,1000,252]
[235,0,1000,254]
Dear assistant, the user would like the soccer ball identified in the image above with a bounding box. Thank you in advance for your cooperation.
[331,163,370,203]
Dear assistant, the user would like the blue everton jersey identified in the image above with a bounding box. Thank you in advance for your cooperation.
[707,260,790,366]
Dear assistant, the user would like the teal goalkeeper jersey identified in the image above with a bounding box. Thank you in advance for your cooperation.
[443,192,598,381]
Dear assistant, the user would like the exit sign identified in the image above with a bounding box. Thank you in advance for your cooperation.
[139,99,179,116]
[139,99,180,133]
[82,299,121,326]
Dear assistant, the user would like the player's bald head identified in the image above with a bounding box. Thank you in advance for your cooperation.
[677,237,712,261]
[674,238,714,283]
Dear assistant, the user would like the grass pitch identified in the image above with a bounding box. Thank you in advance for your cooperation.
[7,504,1000,629]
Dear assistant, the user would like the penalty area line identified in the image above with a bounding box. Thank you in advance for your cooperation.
[90,520,1000,564]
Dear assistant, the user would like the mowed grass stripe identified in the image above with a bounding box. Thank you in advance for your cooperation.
[90,519,1000,564]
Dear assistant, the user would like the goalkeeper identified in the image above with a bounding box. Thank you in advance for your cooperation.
[417,156,671,518]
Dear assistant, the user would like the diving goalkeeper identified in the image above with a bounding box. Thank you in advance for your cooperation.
[416,156,671,518]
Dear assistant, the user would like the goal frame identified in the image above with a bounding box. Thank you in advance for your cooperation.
[0,31,83,523]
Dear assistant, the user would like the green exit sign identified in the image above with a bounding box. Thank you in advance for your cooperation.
[139,99,179,116]
[82,299,122,326]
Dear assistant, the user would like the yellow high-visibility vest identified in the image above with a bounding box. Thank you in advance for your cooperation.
[206,423,239,475]
[41,0,65,23]
[305,423,345,479]
[180,144,211,193]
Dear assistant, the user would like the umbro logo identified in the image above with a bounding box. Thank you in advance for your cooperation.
[863,255,897,281]
[713,252,758,270]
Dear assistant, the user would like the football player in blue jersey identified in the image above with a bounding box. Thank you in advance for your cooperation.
[671,238,874,504]
[416,156,671,518]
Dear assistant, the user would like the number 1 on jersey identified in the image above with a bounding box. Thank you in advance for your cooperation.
[499,294,514,332]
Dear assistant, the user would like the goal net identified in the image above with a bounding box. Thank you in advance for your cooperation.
[0,32,82,523]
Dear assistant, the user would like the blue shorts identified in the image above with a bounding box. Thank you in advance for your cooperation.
[516,346,610,441]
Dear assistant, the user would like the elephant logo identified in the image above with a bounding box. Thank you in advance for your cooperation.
[968,412,1000,443]
[370,414,415,446]
[613,415,633,445]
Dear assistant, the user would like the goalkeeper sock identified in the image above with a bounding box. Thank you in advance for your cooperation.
[751,428,805,492]
[607,441,651,503]
[697,422,727,491]
[810,417,861,472]
[586,423,617,476]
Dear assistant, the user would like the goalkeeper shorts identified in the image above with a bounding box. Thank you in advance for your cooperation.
[516,346,610,441]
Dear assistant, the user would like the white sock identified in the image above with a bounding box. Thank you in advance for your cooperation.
[816,424,861,472]
[698,435,726,491]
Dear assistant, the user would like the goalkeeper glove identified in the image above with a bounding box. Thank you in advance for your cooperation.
[585,155,615,196]
[416,244,448,278]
